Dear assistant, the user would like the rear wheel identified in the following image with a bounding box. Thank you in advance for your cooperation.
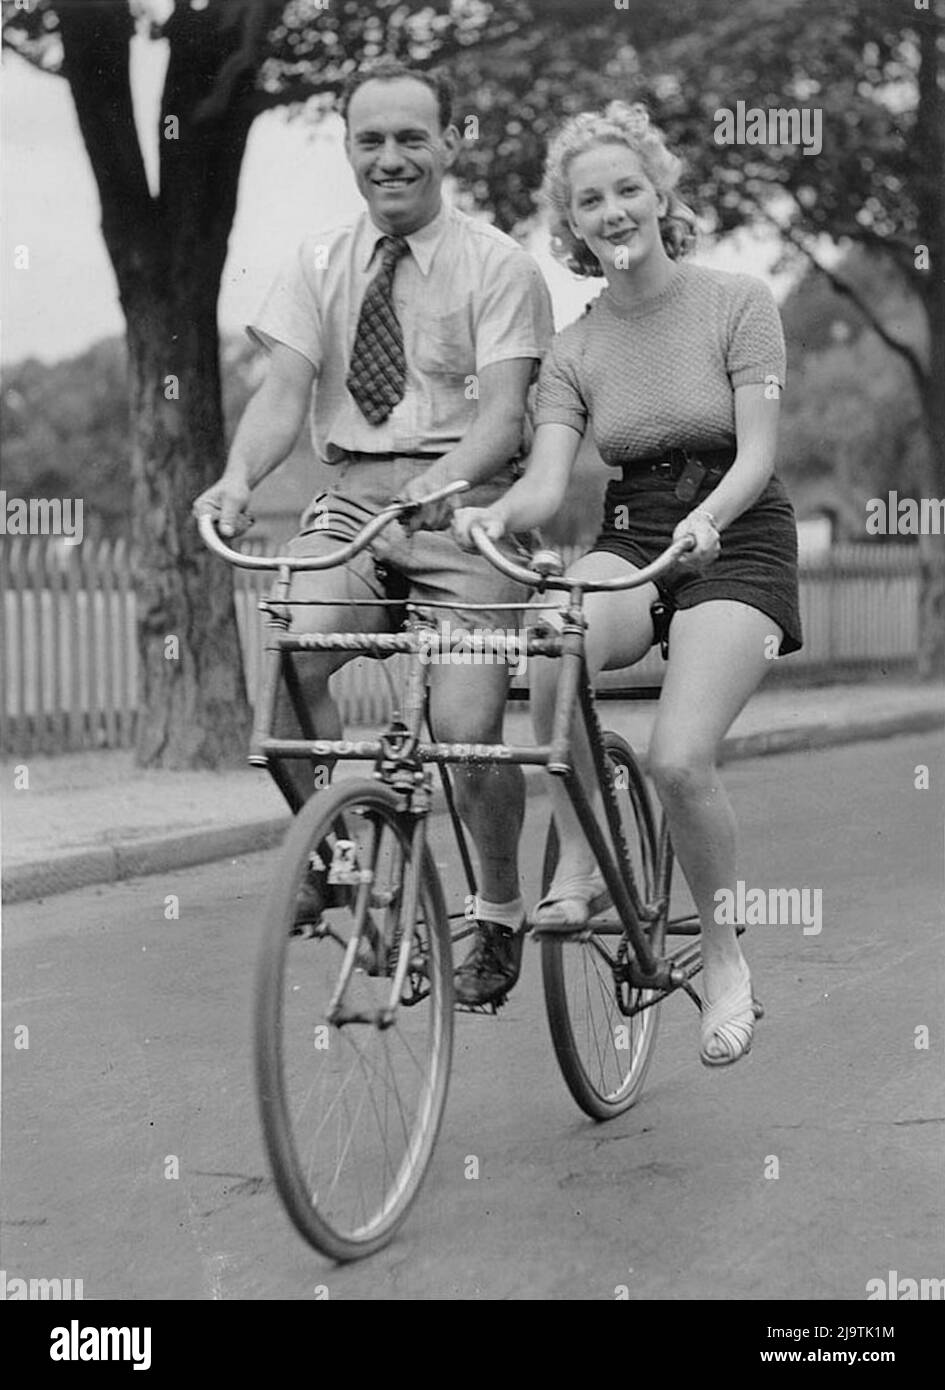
[255,781,453,1260]
[541,732,661,1119]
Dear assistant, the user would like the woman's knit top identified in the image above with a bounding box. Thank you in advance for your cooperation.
[534,261,786,467]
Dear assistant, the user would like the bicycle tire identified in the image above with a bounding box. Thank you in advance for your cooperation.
[255,780,454,1260]
[541,732,662,1120]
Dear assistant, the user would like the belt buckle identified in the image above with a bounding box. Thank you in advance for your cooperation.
[673,450,707,504]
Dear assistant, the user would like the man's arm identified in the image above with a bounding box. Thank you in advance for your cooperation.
[452,422,583,547]
[401,357,536,525]
[193,343,316,535]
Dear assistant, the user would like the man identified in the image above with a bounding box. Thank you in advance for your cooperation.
[194,57,554,1008]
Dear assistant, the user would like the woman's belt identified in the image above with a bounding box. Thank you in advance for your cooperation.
[619,447,737,502]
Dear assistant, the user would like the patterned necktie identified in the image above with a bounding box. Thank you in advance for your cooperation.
[346,234,411,425]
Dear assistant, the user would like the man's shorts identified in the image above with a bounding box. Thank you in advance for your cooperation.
[281,454,530,636]
[593,471,803,655]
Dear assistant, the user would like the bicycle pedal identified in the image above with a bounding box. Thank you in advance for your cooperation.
[529,924,593,943]
[290,916,325,939]
[454,998,504,1016]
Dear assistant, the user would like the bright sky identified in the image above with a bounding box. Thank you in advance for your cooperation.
[1,33,790,366]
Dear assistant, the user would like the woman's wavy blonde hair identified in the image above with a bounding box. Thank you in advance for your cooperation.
[541,101,697,276]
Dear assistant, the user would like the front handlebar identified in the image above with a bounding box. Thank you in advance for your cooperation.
[197,478,469,571]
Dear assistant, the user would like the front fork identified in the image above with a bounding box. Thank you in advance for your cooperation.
[378,814,428,1027]
[327,777,433,1031]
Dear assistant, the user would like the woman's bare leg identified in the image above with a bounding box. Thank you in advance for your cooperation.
[529,552,656,891]
[647,601,779,1051]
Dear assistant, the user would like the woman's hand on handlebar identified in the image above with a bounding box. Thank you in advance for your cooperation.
[673,509,720,568]
[192,476,253,538]
[452,506,506,553]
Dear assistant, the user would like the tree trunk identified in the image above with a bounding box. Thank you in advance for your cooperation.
[916,299,945,679]
[56,0,269,766]
[916,536,945,680]
[126,287,253,767]
[912,3,945,680]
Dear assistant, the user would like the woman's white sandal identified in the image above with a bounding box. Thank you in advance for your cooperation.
[699,957,759,1067]
[531,872,611,933]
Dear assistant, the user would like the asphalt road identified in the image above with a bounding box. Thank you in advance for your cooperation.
[2,735,943,1302]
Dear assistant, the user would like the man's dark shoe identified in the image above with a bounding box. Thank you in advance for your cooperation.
[292,863,345,930]
[453,920,525,1008]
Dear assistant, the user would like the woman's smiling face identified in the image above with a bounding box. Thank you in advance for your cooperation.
[567,143,667,275]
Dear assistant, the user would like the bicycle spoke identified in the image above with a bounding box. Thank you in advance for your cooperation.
[587,949,616,1091]
[326,1081,371,1213]
[389,1009,428,1078]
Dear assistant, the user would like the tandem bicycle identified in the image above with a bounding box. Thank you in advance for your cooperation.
[199,478,750,1261]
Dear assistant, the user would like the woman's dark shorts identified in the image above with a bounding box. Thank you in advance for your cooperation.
[593,471,803,655]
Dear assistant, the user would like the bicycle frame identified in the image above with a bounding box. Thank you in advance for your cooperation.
[249,590,690,997]
[197,492,698,1002]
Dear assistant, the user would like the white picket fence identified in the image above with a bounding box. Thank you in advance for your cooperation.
[0,537,920,753]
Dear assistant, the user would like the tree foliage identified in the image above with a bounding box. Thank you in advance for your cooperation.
[1,333,280,536]
[3,0,943,731]
[2,340,131,537]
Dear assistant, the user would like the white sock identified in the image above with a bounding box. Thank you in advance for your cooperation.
[474,894,525,932]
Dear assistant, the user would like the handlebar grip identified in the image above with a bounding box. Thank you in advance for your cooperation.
[469,525,542,587]
[197,513,254,564]
[399,477,470,511]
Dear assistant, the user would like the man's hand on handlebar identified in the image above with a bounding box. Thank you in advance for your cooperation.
[452,506,506,553]
[397,474,458,535]
[192,476,253,539]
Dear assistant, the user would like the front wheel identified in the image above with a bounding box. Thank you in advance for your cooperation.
[541,732,661,1120]
[255,780,454,1261]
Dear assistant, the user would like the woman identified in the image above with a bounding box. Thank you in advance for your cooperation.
[453,101,802,1067]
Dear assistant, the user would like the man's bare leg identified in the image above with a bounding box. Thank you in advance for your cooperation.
[430,659,526,1005]
[262,549,390,923]
[270,647,352,808]
[264,527,391,807]
[428,659,523,898]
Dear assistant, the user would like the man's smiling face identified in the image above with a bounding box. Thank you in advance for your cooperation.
[346,77,459,235]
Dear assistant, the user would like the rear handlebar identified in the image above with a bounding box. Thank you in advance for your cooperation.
[469,524,694,593]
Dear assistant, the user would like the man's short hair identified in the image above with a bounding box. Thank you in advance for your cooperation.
[340,57,454,131]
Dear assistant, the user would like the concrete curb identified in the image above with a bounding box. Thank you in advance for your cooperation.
[4,709,941,905]
[3,818,291,906]
[718,705,944,765]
